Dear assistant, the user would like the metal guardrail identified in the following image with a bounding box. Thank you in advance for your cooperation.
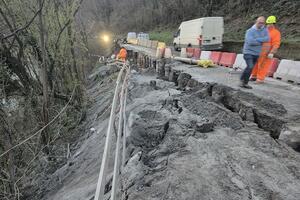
[94,61,131,200]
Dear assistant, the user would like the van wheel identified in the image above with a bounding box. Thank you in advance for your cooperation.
[173,43,179,51]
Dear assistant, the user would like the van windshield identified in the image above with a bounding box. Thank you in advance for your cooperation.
[176,29,181,37]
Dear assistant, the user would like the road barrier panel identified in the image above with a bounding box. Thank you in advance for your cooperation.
[219,52,237,68]
[165,48,172,58]
[151,40,159,49]
[181,48,187,58]
[233,54,247,70]
[267,58,280,77]
[200,51,212,60]
[193,48,201,59]
[210,51,222,64]
[274,59,300,84]
[186,48,195,58]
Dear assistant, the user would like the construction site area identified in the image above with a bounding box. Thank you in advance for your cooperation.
[1,1,300,200]
[42,43,300,200]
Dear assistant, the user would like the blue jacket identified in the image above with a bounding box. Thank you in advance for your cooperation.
[243,25,269,56]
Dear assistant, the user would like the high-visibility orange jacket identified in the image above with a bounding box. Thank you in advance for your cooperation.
[117,48,127,61]
[251,26,281,81]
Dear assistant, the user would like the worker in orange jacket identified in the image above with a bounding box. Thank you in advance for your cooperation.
[250,16,281,83]
[117,47,127,61]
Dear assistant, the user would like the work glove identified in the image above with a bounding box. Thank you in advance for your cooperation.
[267,53,274,59]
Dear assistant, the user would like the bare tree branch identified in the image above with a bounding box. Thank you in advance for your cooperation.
[1,0,45,40]
[54,0,84,48]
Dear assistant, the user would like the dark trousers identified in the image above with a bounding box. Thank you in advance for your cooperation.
[240,54,259,84]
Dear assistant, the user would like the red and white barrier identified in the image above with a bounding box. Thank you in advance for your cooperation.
[186,48,195,58]
[200,51,212,60]
[164,48,172,59]
[219,52,237,68]
[193,48,201,59]
[180,48,187,58]
[132,42,300,84]
[210,51,222,64]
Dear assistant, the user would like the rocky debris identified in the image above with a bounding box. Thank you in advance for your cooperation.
[157,59,166,78]
[209,84,287,138]
[121,72,300,200]
[39,59,300,200]
[121,151,143,191]
[128,110,170,150]
[280,117,300,152]
[177,72,192,90]
[195,120,214,133]
[157,62,288,139]
[149,80,158,90]
[88,64,119,81]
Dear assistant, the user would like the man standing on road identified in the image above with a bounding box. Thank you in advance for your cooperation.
[240,16,269,89]
[250,16,281,83]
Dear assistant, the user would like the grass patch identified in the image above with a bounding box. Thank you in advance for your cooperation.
[149,28,176,45]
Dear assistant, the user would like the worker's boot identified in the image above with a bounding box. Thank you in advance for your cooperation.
[254,80,264,84]
[239,81,252,89]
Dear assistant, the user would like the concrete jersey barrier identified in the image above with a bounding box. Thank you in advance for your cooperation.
[274,59,300,84]
[233,54,247,70]
[151,40,159,49]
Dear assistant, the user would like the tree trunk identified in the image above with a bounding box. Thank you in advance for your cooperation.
[0,45,32,91]
[38,0,50,155]
[0,108,16,196]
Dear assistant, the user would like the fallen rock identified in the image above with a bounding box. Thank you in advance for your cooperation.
[280,122,300,152]
[177,72,192,90]
[195,120,214,133]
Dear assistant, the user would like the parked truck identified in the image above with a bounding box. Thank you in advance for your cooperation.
[173,17,224,51]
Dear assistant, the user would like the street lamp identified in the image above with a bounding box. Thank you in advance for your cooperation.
[102,34,110,43]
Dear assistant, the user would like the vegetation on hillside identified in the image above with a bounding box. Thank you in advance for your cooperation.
[149,28,175,45]
[80,0,300,42]
[0,0,90,199]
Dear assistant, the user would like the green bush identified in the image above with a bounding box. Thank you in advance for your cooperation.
[149,29,175,45]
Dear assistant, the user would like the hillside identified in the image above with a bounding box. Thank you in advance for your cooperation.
[1,1,300,200]
[79,0,300,42]
[79,0,300,59]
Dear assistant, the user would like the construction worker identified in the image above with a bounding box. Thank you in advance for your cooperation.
[117,47,127,62]
[240,16,270,89]
[250,16,281,83]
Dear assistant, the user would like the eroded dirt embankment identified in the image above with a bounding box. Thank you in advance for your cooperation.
[120,65,300,200]
[39,60,300,200]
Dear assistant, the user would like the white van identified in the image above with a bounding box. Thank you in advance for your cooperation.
[127,32,137,44]
[173,17,224,50]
